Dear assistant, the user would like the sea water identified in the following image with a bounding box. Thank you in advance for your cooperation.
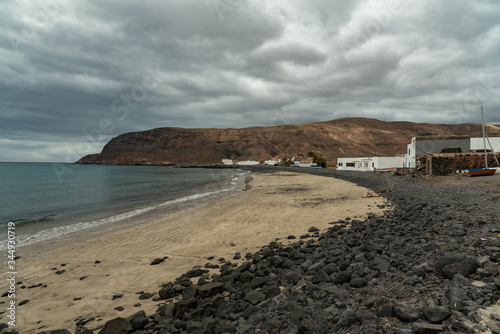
[0,163,249,251]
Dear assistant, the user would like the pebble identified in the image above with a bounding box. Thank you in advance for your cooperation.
[150,257,165,265]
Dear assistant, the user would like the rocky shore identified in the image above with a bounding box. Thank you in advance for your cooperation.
[10,168,500,334]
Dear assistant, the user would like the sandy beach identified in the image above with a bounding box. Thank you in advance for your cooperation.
[5,171,387,333]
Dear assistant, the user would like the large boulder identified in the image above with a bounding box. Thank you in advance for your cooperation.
[393,305,421,323]
[435,255,480,279]
[421,306,451,324]
[98,317,132,334]
[159,282,177,300]
[244,290,266,305]
[197,282,224,298]
[126,310,149,330]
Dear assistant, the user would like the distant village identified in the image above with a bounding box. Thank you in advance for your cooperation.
[223,135,500,177]
[223,157,320,168]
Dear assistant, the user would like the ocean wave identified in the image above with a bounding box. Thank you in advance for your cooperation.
[1,214,56,227]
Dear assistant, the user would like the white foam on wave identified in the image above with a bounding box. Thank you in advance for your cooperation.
[0,171,251,251]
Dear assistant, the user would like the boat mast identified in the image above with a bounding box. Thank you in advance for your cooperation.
[481,106,488,169]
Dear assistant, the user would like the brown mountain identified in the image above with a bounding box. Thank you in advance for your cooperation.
[76,117,500,165]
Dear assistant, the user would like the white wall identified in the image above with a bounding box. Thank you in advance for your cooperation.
[337,157,374,171]
[371,157,405,170]
[471,137,500,152]
[405,140,416,168]
[405,137,476,168]
[337,157,404,171]
[414,138,470,156]
[263,160,280,165]
[294,161,315,167]
[236,161,259,166]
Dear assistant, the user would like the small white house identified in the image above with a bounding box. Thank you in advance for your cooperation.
[337,156,405,171]
[294,160,317,167]
[222,159,234,165]
[263,160,281,166]
[236,160,259,166]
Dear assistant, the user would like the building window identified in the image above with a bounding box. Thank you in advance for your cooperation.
[346,163,355,167]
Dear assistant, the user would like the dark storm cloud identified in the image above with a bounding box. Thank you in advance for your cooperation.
[1,0,499,161]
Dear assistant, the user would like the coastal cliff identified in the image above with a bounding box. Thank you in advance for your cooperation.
[76,117,500,165]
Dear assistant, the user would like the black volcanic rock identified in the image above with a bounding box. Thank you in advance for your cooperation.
[126,310,149,330]
[422,306,451,324]
[435,255,480,279]
[334,309,361,330]
[158,282,177,300]
[150,257,166,265]
[97,317,132,334]
[393,304,421,323]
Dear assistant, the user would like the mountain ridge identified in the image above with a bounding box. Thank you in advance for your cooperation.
[76,117,500,165]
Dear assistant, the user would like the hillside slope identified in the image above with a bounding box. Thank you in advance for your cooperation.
[76,117,500,165]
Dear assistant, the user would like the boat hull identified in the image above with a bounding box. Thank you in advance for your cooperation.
[465,168,497,177]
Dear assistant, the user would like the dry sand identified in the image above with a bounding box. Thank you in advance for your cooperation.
[3,171,388,333]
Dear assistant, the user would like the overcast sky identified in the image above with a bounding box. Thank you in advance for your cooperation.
[1,0,500,162]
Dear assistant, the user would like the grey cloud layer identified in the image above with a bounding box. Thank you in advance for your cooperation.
[1,0,499,161]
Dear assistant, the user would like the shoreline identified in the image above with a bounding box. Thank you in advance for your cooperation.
[7,171,385,333]
[13,170,250,257]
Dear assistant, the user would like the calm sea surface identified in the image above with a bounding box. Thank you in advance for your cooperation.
[0,163,248,251]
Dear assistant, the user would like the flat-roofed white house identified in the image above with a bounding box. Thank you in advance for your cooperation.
[294,161,318,167]
[337,156,405,171]
[222,159,234,165]
[263,160,281,165]
[404,136,471,168]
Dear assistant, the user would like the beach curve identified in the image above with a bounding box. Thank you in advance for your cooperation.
[7,171,387,333]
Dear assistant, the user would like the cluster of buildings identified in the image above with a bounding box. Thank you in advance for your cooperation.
[337,136,500,175]
[222,158,319,167]
[220,135,499,175]
[222,159,259,166]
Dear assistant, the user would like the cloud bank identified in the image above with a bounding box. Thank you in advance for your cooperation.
[1,0,499,161]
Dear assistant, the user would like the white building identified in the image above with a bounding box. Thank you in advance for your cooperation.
[263,160,281,166]
[236,160,260,166]
[222,159,234,165]
[404,136,471,168]
[294,161,317,167]
[470,137,500,152]
[337,156,405,172]
[403,136,500,168]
